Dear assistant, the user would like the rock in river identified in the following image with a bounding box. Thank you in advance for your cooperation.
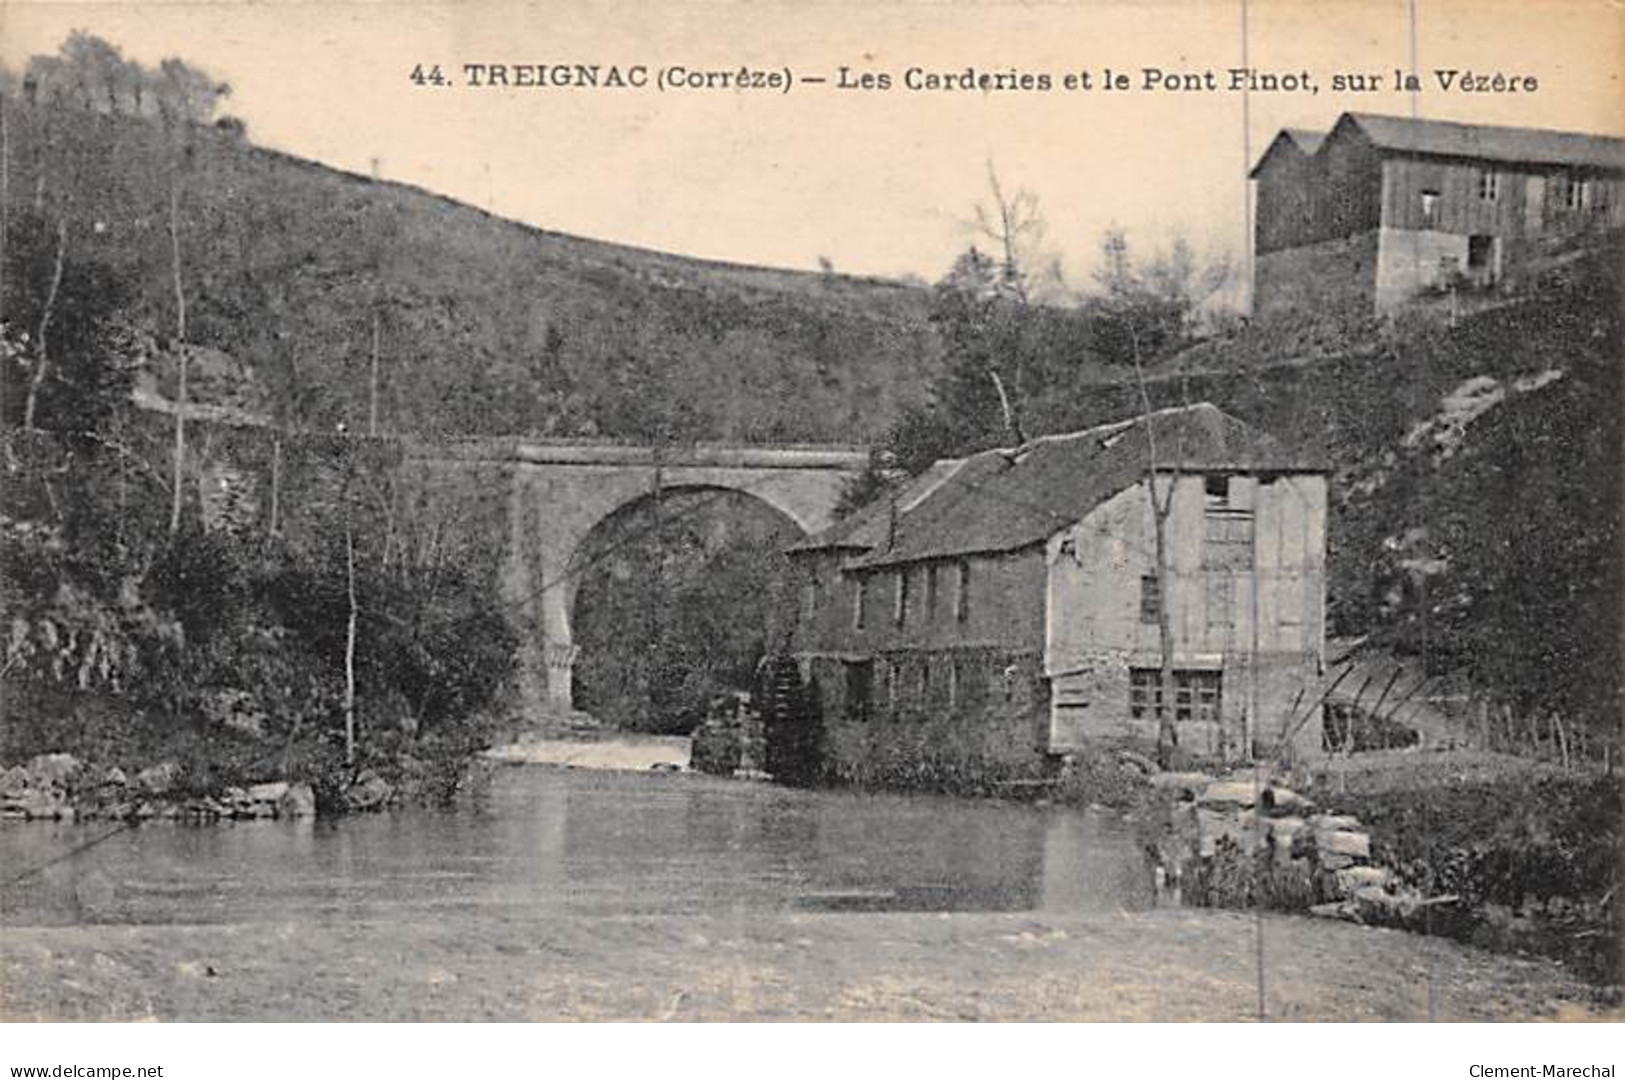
[344,770,393,812]
[278,783,317,819]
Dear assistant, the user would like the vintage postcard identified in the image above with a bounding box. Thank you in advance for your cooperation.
[0,0,1619,1035]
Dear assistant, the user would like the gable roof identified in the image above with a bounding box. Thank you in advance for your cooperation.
[804,403,1322,570]
[1248,128,1327,178]
[789,457,971,553]
[1343,112,1623,170]
[1253,113,1624,177]
[1282,128,1327,155]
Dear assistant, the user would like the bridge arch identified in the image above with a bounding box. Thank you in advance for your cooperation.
[495,441,865,718]
[565,484,806,726]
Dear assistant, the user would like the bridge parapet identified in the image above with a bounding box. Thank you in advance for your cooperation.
[514,443,868,470]
[409,437,869,470]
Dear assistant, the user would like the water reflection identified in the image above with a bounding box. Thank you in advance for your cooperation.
[0,769,1152,927]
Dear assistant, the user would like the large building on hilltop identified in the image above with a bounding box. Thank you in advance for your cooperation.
[1251,112,1624,316]
[784,403,1329,782]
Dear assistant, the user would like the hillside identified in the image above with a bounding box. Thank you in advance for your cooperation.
[1,100,940,441]
[5,79,1617,741]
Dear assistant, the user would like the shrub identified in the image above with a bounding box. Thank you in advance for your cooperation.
[1320,773,1620,986]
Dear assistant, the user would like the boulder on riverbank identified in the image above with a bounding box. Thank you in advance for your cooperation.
[279,783,317,819]
[1148,767,1403,917]
[0,749,327,823]
[136,762,181,797]
[343,769,394,812]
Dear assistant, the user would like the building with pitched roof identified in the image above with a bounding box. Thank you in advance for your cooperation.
[1251,112,1624,315]
[784,403,1329,782]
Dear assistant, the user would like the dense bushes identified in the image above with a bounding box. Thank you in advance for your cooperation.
[1317,774,1620,987]
[3,186,516,805]
[2,435,516,807]
[3,359,514,809]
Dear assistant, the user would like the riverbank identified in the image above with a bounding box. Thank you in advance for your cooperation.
[1118,748,1621,991]
[1306,756,1620,988]
[1,906,1606,1021]
[0,751,384,823]
[4,762,1614,1021]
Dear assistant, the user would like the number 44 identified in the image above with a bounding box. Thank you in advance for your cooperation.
[410,64,449,86]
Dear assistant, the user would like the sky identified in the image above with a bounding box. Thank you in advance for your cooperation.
[1,0,1620,289]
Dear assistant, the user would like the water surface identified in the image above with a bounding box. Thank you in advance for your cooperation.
[0,767,1153,926]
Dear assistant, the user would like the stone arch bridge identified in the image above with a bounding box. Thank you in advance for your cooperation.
[407,439,867,720]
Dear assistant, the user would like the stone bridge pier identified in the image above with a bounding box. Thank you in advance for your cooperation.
[498,441,866,723]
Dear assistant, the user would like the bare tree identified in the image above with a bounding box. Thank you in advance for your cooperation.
[368,309,381,437]
[1091,226,1236,354]
[965,164,1064,445]
[166,177,188,534]
[344,503,358,767]
[1,76,10,327]
[987,368,1024,447]
[21,217,67,431]
[1128,319,1185,768]
[971,162,1063,304]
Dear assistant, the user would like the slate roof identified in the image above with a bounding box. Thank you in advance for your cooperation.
[796,403,1322,570]
[788,457,969,553]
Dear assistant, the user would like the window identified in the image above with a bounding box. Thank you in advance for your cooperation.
[1130,668,1223,724]
[1420,189,1441,227]
[853,576,868,630]
[1129,668,1158,719]
[925,565,939,621]
[802,571,821,623]
[1139,574,1162,624]
[1467,234,1495,272]
[893,571,909,627]
[844,660,872,723]
[1476,169,1499,202]
[1205,573,1234,631]
[886,659,901,714]
[960,661,989,708]
[954,561,971,623]
[1564,174,1589,211]
[1204,474,1229,509]
[1203,512,1255,569]
[947,659,961,709]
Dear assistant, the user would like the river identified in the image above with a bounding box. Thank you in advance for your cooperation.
[1,766,1152,926]
[0,766,1590,1020]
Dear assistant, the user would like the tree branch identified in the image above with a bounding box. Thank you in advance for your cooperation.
[23,217,68,431]
[167,175,187,535]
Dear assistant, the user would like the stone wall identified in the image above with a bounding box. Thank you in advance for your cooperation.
[1146,772,1400,921]
[1374,227,1471,311]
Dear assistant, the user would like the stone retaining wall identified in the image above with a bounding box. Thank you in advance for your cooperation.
[1147,770,1425,925]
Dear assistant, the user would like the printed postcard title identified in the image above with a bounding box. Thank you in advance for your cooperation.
[409,63,1542,96]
